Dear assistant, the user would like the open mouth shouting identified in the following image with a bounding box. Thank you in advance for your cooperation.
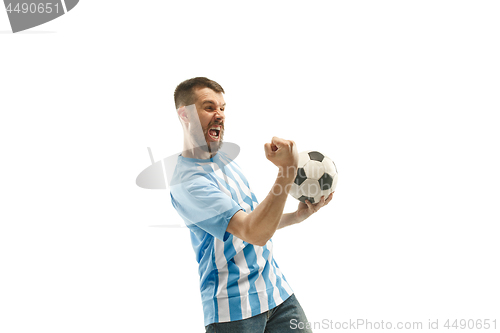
[207,125,222,141]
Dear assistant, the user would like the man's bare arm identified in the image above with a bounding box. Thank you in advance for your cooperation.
[226,137,297,246]
[276,192,334,230]
[227,174,294,246]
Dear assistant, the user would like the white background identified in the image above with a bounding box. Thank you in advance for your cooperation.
[1,1,499,332]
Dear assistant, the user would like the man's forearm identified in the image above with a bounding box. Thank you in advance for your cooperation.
[245,174,294,245]
[277,212,302,229]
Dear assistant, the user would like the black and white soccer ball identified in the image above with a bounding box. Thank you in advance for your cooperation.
[289,151,338,204]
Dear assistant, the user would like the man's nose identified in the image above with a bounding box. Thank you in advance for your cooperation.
[214,109,224,121]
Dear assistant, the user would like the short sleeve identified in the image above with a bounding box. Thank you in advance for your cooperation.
[170,172,242,241]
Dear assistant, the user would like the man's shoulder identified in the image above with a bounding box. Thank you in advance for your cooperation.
[171,157,216,188]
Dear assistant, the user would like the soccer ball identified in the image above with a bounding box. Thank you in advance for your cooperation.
[289,151,338,204]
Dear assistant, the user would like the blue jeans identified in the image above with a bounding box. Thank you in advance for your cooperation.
[205,294,313,333]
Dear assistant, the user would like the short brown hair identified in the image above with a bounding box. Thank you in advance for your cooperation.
[174,77,225,109]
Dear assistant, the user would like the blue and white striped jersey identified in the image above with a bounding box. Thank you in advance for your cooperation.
[170,151,293,326]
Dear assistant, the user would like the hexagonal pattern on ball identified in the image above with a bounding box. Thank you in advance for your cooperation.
[321,188,333,199]
[318,172,334,190]
[297,151,311,169]
[294,167,307,186]
[303,160,325,180]
[298,195,316,204]
[331,173,338,192]
[289,150,339,204]
[308,151,324,162]
[322,157,337,175]
[299,178,322,198]
[289,182,302,200]
[311,191,325,205]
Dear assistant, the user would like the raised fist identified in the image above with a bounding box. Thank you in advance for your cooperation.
[264,137,298,180]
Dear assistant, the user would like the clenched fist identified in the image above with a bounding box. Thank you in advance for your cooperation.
[264,137,299,180]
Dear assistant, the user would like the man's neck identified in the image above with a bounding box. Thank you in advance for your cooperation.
[181,144,217,160]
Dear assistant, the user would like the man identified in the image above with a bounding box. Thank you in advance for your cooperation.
[169,77,333,332]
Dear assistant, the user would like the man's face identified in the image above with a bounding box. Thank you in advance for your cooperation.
[193,87,226,152]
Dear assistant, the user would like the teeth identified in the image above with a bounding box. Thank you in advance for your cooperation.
[209,129,219,138]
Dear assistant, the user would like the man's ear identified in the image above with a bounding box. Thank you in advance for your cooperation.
[177,106,189,123]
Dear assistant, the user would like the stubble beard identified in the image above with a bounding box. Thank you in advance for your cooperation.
[202,121,224,154]
[204,121,225,154]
